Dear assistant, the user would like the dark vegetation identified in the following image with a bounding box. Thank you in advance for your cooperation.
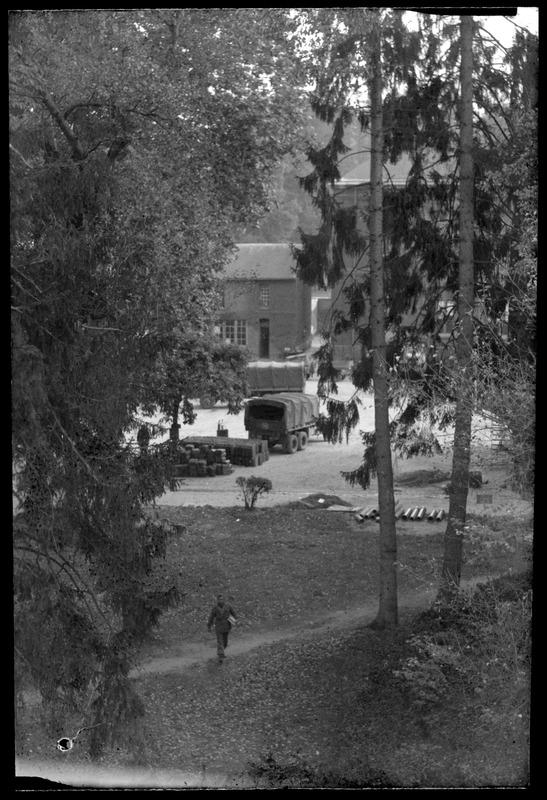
[248,568,531,789]
[11,8,309,757]
[16,503,532,788]
[11,9,535,784]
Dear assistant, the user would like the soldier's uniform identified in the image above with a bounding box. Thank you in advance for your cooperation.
[207,600,236,663]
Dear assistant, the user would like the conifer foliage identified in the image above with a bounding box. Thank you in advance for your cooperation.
[293,9,536,598]
[294,9,536,471]
[11,9,307,754]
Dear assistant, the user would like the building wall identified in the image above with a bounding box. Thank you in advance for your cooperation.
[315,298,332,336]
[294,279,312,352]
[220,278,311,360]
[328,181,439,366]
[326,184,371,363]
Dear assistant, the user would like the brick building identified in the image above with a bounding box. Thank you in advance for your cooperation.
[324,145,456,366]
[218,243,312,361]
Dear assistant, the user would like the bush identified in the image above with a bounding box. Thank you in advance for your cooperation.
[395,572,532,734]
[235,476,273,510]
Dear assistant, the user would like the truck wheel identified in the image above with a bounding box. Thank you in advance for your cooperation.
[297,431,308,450]
[199,395,215,409]
[284,433,299,454]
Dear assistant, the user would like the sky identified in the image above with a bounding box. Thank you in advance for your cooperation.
[401,7,538,45]
[478,6,538,46]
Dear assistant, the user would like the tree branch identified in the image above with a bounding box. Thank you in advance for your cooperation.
[39,91,86,161]
[15,543,115,635]
[51,410,101,481]
[64,102,104,119]
[9,143,34,169]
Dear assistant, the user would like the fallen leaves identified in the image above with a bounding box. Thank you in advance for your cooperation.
[17,496,530,786]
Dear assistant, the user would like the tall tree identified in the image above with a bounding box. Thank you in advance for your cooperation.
[11,8,306,755]
[474,105,536,496]
[440,14,475,591]
[294,9,536,601]
[292,7,427,626]
[367,10,398,627]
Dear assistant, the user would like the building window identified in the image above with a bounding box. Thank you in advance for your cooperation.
[220,320,247,346]
[259,284,270,308]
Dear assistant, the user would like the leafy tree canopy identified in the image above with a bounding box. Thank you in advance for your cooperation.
[11,8,308,755]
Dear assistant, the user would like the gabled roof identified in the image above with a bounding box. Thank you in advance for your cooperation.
[336,126,455,188]
[339,152,415,186]
[224,243,299,281]
[337,149,454,187]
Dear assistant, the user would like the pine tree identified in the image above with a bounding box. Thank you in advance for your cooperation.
[440,14,475,592]
[293,9,536,601]
[292,7,427,627]
[367,11,398,627]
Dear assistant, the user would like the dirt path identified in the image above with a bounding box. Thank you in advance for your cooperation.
[130,576,491,680]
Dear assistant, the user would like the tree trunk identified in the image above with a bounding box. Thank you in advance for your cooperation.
[369,12,398,628]
[170,401,180,446]
[441,15,475,593]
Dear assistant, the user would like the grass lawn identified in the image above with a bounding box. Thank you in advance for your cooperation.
[15,503,532,789]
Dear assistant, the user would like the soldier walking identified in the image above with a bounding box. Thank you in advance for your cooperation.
[207,594,237,664]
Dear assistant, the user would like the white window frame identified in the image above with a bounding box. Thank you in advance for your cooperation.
[259,284,270,308]
[221,320,247,346]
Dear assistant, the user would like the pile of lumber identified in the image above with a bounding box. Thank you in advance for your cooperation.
[353,503,446,522]
[326,502,447,522]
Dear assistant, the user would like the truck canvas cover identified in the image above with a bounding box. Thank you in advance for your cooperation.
[247,361,305,394]
[245,393,319,429]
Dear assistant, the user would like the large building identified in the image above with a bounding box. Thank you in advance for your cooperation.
[323,144,457,366]
[218,243,312,361]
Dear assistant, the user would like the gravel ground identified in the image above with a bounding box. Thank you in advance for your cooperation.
[137,381,529,518]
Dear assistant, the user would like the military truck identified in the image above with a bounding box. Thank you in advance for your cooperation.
[199,361,306,408]
[244,392,319,454]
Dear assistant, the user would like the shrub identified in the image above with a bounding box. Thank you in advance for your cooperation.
[235,475,273,510]
[395,572,532,733]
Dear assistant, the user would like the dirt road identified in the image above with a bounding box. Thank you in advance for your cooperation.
[130,575,492,681]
